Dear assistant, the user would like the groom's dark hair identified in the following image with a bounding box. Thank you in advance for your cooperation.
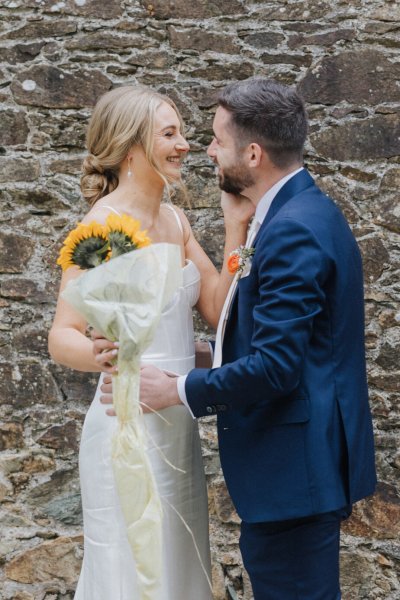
[218,78,308,169]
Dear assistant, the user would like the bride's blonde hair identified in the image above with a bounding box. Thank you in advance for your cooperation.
[81,85,185,205]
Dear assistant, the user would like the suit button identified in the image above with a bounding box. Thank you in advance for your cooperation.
[216,404,227,412]
[206,406,213,414]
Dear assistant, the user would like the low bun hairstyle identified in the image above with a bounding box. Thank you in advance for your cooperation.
[81,154,119,205]
[81,85,184,205]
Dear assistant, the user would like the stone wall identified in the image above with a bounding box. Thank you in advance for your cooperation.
[0,0,399,598]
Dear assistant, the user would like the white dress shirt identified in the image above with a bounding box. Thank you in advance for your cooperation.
[177,167,304,415]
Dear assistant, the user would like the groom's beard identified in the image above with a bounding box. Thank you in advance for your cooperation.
[217,161,255,195]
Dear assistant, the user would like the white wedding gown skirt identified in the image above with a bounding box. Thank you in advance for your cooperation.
[74,261,212,599]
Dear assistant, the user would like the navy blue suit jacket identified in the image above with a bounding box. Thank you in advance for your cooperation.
[186,169,376,522]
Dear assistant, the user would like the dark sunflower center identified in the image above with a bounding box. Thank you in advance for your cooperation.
[72,236,110,269]
[109,231,138,257]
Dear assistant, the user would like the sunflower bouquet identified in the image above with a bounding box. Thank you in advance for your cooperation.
[57,213,151,271]
[58,213,182,600]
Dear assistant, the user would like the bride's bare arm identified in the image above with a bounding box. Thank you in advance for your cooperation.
[48,267,102,372]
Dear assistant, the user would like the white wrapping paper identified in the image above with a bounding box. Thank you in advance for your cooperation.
[62,243,182,600]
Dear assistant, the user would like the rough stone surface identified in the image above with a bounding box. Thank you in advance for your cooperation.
[0,110,29,146]
[0,157,41,183]
[0,279,50,303]
[0,361,58,408]
[241,31,285,49]
[260,0,333,21]
[288,28,355,49]
[55,369,98,403]
[211,479,241,525]
[168,26,239,53]
[65,32,157,52]
[37,421,79,452]
[40,0,124,18]
[0,233,36,274]
[0,423,24,451]
[11,66,112,108]
[0,41,45,64]
[192,61,255,82]
[3,20,77,40]
[261,52,312,67]
[310,114,400,161]
[343,483,400,540]
[358,237,390,283]
[141,0,246,19]
[5,536,82,584]
[0,1,399,598]
[298,51,400,105]
[13,326,52,357]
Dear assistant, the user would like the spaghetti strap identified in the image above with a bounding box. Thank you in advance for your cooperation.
[91,203,184,240]
[91,205,122,217]
[164,203,184,236]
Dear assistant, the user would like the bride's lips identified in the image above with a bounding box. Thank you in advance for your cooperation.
[167,156,183,166]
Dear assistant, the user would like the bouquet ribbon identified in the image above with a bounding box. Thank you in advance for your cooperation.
[62,243,182,599]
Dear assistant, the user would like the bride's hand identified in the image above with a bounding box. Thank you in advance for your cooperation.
[221,191,255,227]
[92,330,119,374]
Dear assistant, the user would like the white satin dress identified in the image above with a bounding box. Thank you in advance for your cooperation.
[74,221,212,599]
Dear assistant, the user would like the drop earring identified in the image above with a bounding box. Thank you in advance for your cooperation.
[127,158,132,177]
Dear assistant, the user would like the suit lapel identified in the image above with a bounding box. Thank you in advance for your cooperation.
[253,169,315,247]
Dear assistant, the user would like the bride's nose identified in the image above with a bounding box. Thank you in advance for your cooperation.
[175,135,190,152]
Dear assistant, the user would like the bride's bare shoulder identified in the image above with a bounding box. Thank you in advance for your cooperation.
[80,203,120,225]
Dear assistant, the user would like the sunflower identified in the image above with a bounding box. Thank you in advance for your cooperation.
[106,213,151,258]
[57,221,110,271]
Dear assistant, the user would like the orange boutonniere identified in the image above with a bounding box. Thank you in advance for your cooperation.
[227,246,255,276]
[227,253,240,274]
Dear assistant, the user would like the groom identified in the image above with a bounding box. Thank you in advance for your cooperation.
[101,78,376,599]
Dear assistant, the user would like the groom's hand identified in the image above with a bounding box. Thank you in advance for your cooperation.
[139,365,182,412]
[100,366,182,417]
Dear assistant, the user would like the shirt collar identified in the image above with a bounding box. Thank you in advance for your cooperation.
[254,166,304,226]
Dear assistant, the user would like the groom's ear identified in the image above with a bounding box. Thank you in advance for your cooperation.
[247,143,263,168]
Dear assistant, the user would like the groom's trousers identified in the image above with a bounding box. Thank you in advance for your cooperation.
[239,506,351,600]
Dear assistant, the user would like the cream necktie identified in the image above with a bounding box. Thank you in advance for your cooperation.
[212,219,260,368]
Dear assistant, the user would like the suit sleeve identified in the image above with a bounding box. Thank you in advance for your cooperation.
[185,217,332,418]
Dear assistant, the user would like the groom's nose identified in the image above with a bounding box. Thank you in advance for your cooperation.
[207,137,217,158]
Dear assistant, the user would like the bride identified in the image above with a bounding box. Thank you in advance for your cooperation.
[48,85,252,599]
